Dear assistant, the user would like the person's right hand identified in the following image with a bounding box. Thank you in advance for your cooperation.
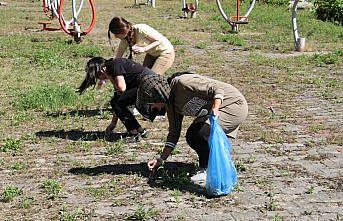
[105,123,115,136]
[147,158,163,172]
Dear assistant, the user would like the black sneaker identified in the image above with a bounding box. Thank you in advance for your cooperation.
[125,133,142,143]
[139,129,149,138]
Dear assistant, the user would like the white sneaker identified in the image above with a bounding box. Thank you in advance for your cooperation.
[190,169,207,183]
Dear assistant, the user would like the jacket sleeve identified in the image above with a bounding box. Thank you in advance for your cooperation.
[165,103,183,149]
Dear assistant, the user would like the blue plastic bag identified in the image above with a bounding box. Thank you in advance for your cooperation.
[206,114,237,196]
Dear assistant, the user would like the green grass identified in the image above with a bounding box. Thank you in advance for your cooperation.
[41,179,62,200]
[1,186,22,203]
[106,140,125,155]
[1,138,22,153]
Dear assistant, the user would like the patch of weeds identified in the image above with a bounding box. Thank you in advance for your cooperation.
[195,42,207,49]
[326,132,343,145]
[171,148,181,155]
[19,197,35,209]
[272,214,283,221]
[42,179,62,200]
[10,112,34,126]
[66,141,91,153]
[312,51,342,66]
[1,186,22,202]
[213,33,245,46]
[10,162,26,171]
[305,185,315,194]
[87,186,109,200]
[14,85,78,112]
[59,206,94,221]
[0,158,5,168]
[106,140,125,155]
[129,152,138,161]
[125,204,158,221]
[156,167,192,190]
[265,192,277,211]
[235,160,247,172]
[169,37,186,45]
[171,189,182,204]
[308,124,325,133]
[233,182,244,192]
[259,131,285,144]
[303,209,312,215]
[0,138,22,153]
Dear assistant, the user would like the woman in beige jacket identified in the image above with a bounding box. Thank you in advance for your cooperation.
[135,73,248,183]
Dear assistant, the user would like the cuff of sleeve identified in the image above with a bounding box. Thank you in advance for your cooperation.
[165,142,176,149]
[214,94,224,103]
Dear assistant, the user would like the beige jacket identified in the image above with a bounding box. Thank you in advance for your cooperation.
[165,74,248,149]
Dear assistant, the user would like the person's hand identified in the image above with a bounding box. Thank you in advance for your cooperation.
[105,123,116,136]
[147,158,163,172]
[132,45,146,54]
[212,107,220,117]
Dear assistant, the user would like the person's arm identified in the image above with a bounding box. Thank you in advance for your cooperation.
[132,32,162,54]
[148,105,184,171]
[115,40,128,58]
[212,97,222,116]
[113,75,126,92]
[105,114,119,135]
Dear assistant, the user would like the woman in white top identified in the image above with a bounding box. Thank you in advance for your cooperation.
[108,16,175,75]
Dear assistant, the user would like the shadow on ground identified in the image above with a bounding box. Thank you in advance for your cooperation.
[69,162,206,196]
[46,109,112,118]
[36,129,124,142]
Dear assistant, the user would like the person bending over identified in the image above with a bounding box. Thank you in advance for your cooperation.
[77,57,156,142]
[108,16,175,75]
[135,73,248,182]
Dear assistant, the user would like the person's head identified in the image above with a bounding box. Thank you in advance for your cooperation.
[108,16,132,39]
[108,16,135,59]
[136,75,171,121]
[76,57,108,94]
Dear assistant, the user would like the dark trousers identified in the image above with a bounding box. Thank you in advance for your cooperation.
[110,88,141,132]
[186,122,211,168]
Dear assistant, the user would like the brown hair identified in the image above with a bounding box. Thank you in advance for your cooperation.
[108,16,135,60]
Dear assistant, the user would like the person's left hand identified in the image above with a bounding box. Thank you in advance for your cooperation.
[212,107,220,117]
[132,45,146,54]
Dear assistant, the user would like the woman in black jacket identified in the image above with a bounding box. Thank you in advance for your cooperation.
[77,57,156,141]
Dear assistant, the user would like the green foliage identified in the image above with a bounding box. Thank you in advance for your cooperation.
[1,138,22,153]
[42,179,62,200]
[1,186,22,202]
[59,207,93,221]
[125,204,158,221]
[260,0,289,6]
[214,34,246,46]
[20,197,35,209]
[106,140,125,155]
[15,85,78,112]
[311,50,343,66]
[169,37,186,45]
[314,0,343,25]
[0,35,104,69]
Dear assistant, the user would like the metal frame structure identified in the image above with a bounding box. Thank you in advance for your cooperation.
[216,0,256,31]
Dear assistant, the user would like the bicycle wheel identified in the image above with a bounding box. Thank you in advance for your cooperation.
[58,0,96,42]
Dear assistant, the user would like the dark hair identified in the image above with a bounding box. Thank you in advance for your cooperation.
[108,16,134,60]
[76,57,107,94]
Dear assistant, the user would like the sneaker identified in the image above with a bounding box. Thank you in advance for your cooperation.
[190,168,207,183]
[139,128,149,138]
[125,133,142,143]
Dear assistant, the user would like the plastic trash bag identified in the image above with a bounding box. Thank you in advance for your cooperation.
[206,114,237,196]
